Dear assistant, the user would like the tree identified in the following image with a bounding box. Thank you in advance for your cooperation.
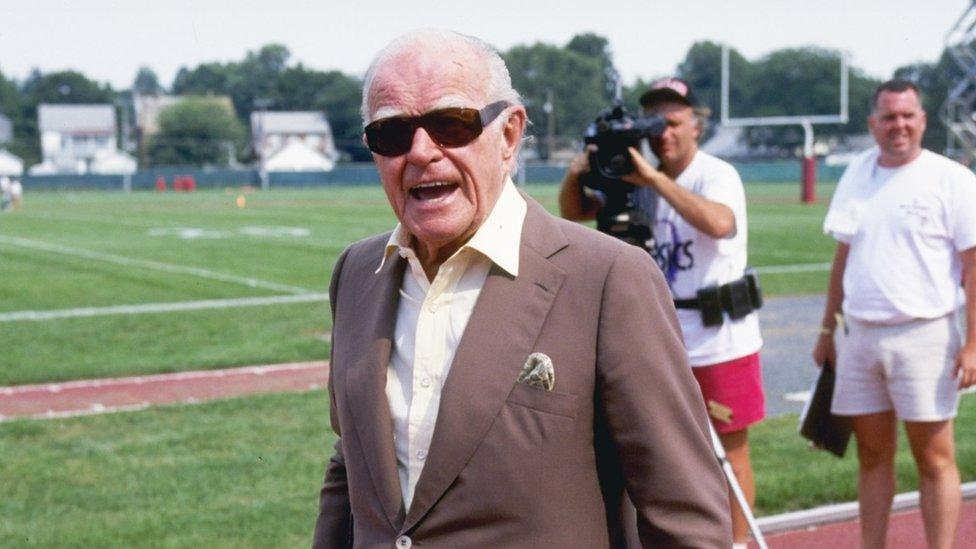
[133,67,163,95]
[172,62,232,98]
[675,42,751,119]
[231,44,291,117]
[169,44,367,160]
[21,69,114,105]
[147,97,244,166]
[272,64,366,159]
[0,70,33,162]
[566,33,617,101]
[670,43,880,154]
[504,41,608,157]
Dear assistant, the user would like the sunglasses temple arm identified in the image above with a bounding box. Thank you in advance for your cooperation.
[480,100,511,126]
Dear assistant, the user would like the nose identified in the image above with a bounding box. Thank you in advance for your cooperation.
[404,126,444,166]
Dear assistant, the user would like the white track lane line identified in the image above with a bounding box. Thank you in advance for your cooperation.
[0,234,312,294]
[0,293,329,322]
[755,262,831,274]
[0,361,327,395]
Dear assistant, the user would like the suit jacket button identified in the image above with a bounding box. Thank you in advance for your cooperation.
[395,535,412,549]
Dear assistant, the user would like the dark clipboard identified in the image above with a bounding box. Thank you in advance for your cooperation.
[799,362,853,458]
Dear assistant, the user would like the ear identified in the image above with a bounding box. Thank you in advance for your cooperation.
[500,106,527,163]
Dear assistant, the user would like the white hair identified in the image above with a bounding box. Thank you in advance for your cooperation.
[361,29,522,124]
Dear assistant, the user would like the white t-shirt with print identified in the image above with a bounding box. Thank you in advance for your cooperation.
[825,147,976,323]
[637,150,763,366]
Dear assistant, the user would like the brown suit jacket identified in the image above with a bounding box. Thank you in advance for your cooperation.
[313,197,731,548]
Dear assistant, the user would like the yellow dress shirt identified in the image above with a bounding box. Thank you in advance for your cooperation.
[376,177,526,509]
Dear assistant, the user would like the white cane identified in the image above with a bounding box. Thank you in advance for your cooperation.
[708,422,768,549]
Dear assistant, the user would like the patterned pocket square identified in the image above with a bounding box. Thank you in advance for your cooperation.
[517,352,555,391]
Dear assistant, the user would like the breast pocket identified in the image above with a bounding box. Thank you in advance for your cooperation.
[505,382,580,419]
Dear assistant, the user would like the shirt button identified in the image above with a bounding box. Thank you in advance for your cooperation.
[398,250,408,258]
[395,535,412,549]
[416,449,427,460]
[420,378,431,388]
[428,303,438,313]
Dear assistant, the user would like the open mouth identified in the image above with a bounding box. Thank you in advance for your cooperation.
[409,181,458,201]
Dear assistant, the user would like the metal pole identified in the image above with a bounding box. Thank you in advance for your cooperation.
[801,119,816,204]
[544,89,555,161]
[709,422,768,549]
[721,46,730,125]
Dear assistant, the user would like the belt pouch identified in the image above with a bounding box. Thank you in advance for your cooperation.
[720,277,753,320]
[696,285,724,326]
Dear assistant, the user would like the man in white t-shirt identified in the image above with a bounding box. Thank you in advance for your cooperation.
[560,77,764,548]
[813,79,976,549]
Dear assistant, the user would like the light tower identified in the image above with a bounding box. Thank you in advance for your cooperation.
[943,0,976,165]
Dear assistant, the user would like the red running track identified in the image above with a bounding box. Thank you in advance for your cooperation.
[758,499,976,548]
[0,361,329,420]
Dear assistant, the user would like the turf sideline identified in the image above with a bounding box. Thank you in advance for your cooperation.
[0,234,313,294]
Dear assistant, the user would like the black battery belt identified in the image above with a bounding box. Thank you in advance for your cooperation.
[673,268,763,327]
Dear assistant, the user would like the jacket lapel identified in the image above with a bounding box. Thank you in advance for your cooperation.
[402,199,568,531]
[343,252,407,529]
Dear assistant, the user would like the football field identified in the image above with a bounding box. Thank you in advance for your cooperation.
[0,182,836,386]
[5,182,976,549]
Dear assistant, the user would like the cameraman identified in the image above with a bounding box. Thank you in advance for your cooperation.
[559,77,764,548]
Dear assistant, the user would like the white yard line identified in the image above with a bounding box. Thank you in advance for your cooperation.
[0,293,328,322]
[0,234,312,294]
[755,262,831,274]
[0,402,154,422]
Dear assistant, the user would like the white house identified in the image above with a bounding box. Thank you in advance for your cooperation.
[251,111,337,171]
[32,104,135,174]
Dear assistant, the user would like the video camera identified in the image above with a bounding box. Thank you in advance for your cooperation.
[578,103,665,253]
[583,104,666,179]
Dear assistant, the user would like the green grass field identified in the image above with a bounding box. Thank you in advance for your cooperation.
[2,389,972,547]
[0,182,835,386]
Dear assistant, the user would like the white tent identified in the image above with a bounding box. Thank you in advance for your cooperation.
[264,139,336,172]
[91,149,137,175]
[0,149,23,176]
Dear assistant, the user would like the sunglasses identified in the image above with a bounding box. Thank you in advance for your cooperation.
[364,100,511,157]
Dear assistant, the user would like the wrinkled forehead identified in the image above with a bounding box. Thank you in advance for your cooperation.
[367,46,489,121]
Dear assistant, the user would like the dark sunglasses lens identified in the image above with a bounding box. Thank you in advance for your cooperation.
[424,108,482,147]
[365,118,414,156]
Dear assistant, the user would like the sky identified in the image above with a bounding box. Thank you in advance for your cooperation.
[0,0,968,91]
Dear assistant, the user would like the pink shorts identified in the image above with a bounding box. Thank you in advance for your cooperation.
[692,353,766,434]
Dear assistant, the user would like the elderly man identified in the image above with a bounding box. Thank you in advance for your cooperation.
[313,30,730,548]
[560,78,764,548]
[813,79,976,549]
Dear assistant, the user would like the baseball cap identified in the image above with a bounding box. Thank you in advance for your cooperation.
[639,77,697,109]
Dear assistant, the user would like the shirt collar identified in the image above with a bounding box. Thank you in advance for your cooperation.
[376,177,526,277]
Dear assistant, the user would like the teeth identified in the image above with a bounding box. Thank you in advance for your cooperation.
[413,181,452,189]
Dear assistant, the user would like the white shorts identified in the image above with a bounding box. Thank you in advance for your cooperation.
[832,314,961,421]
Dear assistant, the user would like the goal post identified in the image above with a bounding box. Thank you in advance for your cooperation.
[720,46,849,203]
